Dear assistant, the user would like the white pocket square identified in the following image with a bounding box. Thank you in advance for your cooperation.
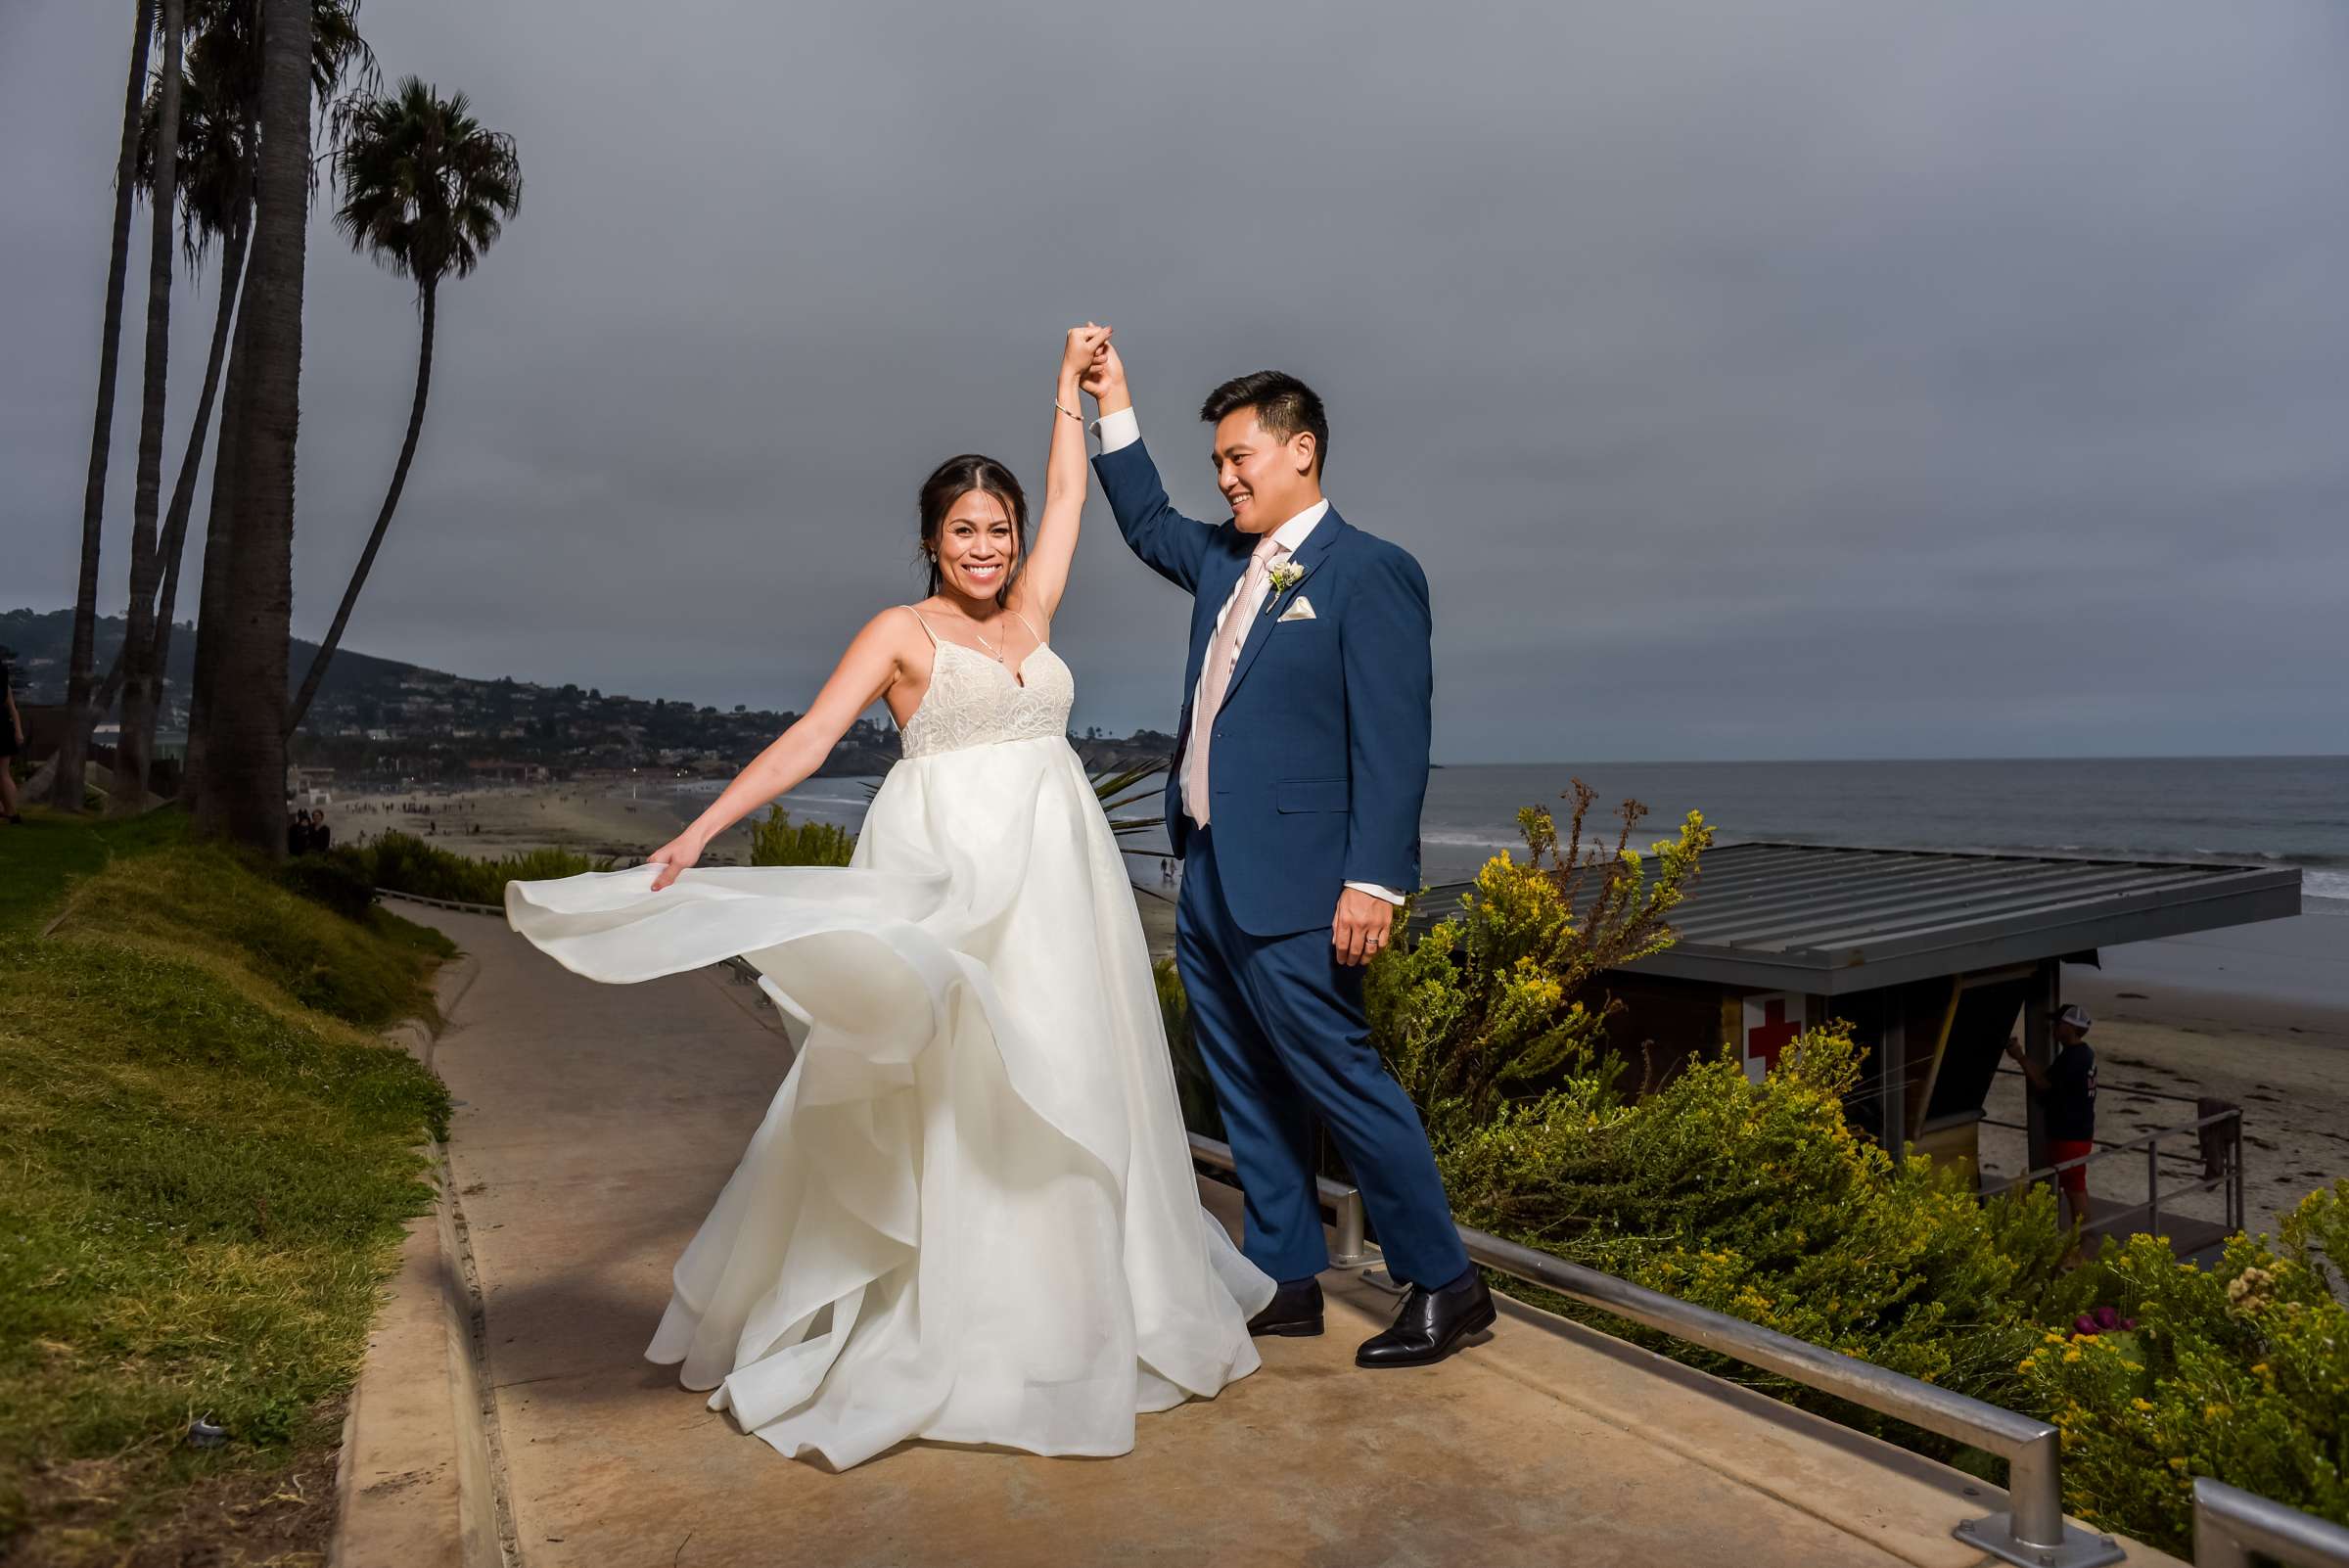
[1276,595,1317,623]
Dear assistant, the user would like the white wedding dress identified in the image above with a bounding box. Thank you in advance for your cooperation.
[504,622,1272,1470]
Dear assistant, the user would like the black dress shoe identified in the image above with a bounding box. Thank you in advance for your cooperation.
[1247,1277,1323,1337]
[1356,1268,1495,1367]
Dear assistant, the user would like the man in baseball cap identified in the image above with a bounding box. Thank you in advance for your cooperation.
[2007,1003,2098,1230]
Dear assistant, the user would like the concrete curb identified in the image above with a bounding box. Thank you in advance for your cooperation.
[329,950,507,1568]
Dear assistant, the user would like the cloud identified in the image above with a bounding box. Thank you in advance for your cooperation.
[5,0,2344,760]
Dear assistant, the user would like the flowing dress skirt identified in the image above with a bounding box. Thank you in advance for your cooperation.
[505,735,1271,1469]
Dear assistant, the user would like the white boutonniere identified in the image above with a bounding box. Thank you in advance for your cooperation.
[1262,559,1309,613]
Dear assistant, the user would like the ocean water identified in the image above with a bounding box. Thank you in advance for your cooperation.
[752,755,2349,911]
[1412,757,2349,908]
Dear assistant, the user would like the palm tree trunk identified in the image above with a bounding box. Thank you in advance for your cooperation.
[285,278,434,739]
[182,228,254,809]
[127,202,250,793]
[192,0,308,854]
[115,0,184,814]
[49,0,158,810]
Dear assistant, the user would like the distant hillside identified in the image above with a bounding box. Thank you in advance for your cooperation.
[2,606,409,712]
[1,607,1174,782]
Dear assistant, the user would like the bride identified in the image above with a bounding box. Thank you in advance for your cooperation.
[503,325,1274,1470]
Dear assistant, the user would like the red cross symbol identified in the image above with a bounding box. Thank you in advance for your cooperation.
[1746,995,1802,1070]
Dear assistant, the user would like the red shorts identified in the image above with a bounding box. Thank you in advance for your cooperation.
[2047,1138,2095,1197]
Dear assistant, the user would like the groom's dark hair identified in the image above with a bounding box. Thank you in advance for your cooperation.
[1199,371,1328,476]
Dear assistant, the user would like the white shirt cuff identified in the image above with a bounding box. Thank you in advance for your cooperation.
[1345,880,1406,906]
[1091,405,1140,453]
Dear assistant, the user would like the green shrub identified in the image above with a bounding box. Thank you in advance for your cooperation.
[750,806,855,868]
[1437,1025,2082,1432]
[352,831,611,906]
[2014,1186,2349,1546]
[1368,783,1709,1140]
[277,850,380,922]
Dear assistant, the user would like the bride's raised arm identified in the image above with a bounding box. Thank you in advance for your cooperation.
[644,612,910,888]
[1013,324,1112,625]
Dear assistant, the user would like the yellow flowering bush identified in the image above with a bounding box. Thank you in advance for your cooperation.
[1435,1021,2081,1437]
[2014,1187,2349,1548]
[1367,781,1709,1139]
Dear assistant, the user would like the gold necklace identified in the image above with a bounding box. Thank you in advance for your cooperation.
[943,603,1007,663]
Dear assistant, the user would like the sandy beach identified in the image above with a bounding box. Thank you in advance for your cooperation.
[323,780,760,866]
[1976,918,2349,1243]
[323,782,2345,1238]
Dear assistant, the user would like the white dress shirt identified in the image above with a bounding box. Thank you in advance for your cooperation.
[1096,407,1404,906]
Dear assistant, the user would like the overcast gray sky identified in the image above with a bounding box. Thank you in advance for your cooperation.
[6,0,2346,761]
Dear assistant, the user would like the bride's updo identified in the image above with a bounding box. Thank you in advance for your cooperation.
[919,454,1029,606]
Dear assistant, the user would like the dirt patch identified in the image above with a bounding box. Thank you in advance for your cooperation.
[6,1396,345,1568]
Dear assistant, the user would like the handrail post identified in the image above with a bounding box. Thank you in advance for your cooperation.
[1954,1423,2119,1568]
[1330,1188,1367,1267]
[2007,1431,2072,1550]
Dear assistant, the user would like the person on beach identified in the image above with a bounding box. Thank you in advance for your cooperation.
[2007,1003,2098,1229]
[503,326,1272,1471]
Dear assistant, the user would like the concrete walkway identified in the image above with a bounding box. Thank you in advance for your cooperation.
[401,905,2180,1568]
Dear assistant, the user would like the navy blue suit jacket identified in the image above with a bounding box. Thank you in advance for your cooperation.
[1094,438,1431,937]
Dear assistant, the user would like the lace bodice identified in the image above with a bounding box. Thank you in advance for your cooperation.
[898,626,1075,761]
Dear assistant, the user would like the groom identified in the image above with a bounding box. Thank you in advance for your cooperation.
[1082,346,1494,1368]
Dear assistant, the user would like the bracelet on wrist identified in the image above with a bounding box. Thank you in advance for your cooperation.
[1055,398,1084,423]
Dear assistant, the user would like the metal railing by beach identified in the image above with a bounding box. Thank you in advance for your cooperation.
[376,887,507,917]
[2194,1479,2349,1568]
[1981,1069,2245,1245]
[1185,1131,2124,1568]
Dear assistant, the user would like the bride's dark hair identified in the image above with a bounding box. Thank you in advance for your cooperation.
[918,454,1029,607]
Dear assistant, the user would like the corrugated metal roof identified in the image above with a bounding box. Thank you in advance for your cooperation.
[1414,842,2302,995]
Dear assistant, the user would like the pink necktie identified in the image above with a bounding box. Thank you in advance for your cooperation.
[1187,534,1284,827]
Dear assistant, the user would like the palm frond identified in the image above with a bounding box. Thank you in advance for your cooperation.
[331,74,522,294]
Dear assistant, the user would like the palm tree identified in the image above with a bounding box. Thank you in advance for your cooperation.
[96,56,253,715]
[82,0,370,799]
[127,55,255,769]
[113,0,186,812]
[189,0,308,853]
[49,0,158,810]
[177,0,371,806]
[283,78,521,738]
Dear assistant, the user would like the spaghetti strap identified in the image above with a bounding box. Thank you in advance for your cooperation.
[901,605,941,646]
[1009,608,1046,646]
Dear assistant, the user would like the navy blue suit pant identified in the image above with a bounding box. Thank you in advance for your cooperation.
[1175,823,1470,1288]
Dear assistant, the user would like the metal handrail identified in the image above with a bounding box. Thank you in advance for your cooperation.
[1980,1104,2243,1239]
[2196,1479,2349,1568]
[1986,1108,2247,1173]
[1979,1119,2220,1172]
[1188,1130,2123,1568]
[376,887,506,917]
